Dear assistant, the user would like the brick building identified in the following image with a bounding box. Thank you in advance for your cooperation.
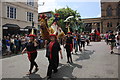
[82,1,120,33]
[101,1,120,33]
[82,18,101,33]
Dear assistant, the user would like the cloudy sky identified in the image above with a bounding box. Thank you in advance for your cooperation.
[38,0,101,19]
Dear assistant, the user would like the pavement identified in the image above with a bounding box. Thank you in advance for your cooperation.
[1,41,119,79]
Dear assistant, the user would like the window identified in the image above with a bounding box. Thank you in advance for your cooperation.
[7,6,16,19]
[27,12,33,21]
[107,22,112,27]
[106,5,112,17]
[107,23,109,27]
[110,22,112,27]
[116,4,120,16]
[117,22,120,26]
[27,0,34,6]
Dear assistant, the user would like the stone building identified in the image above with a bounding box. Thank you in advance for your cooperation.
[82,1,120,33]
[0,0,38,37]
[82,18,101,33]
[101,1,120,33]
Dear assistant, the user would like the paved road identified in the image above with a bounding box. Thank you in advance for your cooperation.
[1,41,119,79]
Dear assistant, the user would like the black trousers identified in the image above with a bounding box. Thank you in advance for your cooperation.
[10,43,14,53]
[29,52,38,72]
[47,58,58,76]
[66,45,72,62]
[81,41,85,47]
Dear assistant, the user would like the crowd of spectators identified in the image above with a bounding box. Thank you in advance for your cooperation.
[2,34,45,56]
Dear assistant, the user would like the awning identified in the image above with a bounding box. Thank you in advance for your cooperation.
[3,24,20,29]
[20,28,28,31]
[24,26,32,29]
[24,26,37,30]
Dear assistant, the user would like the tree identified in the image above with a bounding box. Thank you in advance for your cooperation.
[48,6,81,33]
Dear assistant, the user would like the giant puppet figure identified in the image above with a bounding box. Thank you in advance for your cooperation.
[39,14,50,40]
[49,13,65,38]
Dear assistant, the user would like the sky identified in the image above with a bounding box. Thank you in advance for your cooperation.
[38,0,101,19]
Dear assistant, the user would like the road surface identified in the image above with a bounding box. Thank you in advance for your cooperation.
[1,41,119,79]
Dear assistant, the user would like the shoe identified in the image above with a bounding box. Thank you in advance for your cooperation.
[33,67,39,73]
[53,69,58,73]
[67,61,70,63]
[111,51,114,54]
[75,51,78,54]
[79,49,82,52]
[71,61,73,63]
[47,76,51,80]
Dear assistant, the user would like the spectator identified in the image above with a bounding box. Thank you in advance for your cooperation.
[14,37,21,54]
[21,36,26,50]
[0,39,2,56]
[2,36,7,55]
[6,36,11,55]
[116,32,120,53]
[108,31,116,54]
[10,35,15,54]
[81,32,86,51]
[73,33,78,53]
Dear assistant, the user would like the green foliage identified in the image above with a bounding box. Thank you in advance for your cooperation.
[48,6,82,33]
[48,17,54,27]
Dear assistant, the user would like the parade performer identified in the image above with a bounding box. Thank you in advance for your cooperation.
[64,27,74,63]
[22,29,39,75]
[49,13,65,38]
[108,31,116,54]
[105,32,109,45]
[81,32,86,51]
[39,14,50,40]
[116,32,120,53]
[73,33,78,53]
[86,32,90,46]
[46,34,63,79]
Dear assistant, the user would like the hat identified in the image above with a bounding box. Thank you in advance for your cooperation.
[67,26,72,34]
[28,28,36,37]
[50,34,56,37]
[67,32,72,34]
[40,14,47,19]
[54,13,59,16]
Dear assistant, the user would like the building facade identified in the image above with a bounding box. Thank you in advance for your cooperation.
[82,1,120,33]
[82,18,101,33]
[0,0,38,37]
[101,1,120,33]
[0,1,2,39]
